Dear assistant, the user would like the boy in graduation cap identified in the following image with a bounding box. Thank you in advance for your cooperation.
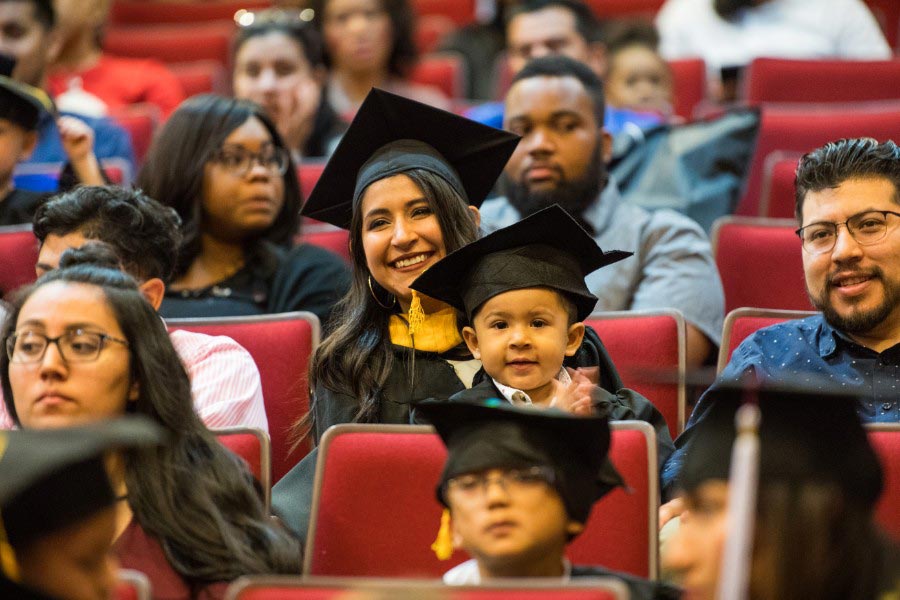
[416,399,680,599]
[411,204,674,464]
[663,381,900,600]
[0,53,53,226]
[0,418,162,600]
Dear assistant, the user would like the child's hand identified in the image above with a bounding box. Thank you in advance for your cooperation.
[58,115,95,163]
[549,369,596,416]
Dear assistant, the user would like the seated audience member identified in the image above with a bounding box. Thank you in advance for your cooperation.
[656,0,892,102]
[1,246,301,596]
[309,0,450,116]
[136,95,350,322]
[603,20,673,119]
[0,0,134,192]
[0,54,50,225]
[417,399,680,599]
[411,204,674,464]
[232,12,346,162]
[5,185,270,433]
[466,0,665,135]
[481,56,724,368]
[0,419,163,600]
[46,0,184,118]
[661,138,900,501]
[663,383,900,599]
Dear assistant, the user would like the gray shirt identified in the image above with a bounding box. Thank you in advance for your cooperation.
[480,181,725,345]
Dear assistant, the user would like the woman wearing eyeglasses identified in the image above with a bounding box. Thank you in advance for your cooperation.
[0,244,301,598]
[136,95,350,322]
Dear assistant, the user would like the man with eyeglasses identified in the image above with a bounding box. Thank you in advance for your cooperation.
[0,185,269,433]
[416,399,680,599]
[660,137,900,511]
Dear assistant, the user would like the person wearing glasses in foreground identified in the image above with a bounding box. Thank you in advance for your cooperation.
[136,95,349,323]
[416,399,679,599]
[660,138,900,516]
[0,245,301,598]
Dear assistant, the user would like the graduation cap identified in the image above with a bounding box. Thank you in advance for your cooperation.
[680,380,883,509]
[0,54,55,131]
[410,204,632,321]
[0,418,163,580]
[301,88,520,230]
[417,399,624,526]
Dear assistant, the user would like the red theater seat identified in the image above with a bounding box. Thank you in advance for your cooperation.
[711,216,812,313]
[716,307,817,373]
[758,152,802,219]
[298,162,326,201]
[110,0,270,25]
[213,427,271,510]
[410,0,477,26]
[165,312,320,483]
[225,576,629,599]
[585,310,686,437]
[110,104,159,165]
[584,0,665,19]
[104,22,233,68]
[745,58,900,105]
[416,15,457,54]
[410,54,465,100]
[668,58,706,121]
[868,424,900,541]
[170,60,228,97]
[0,225,38,299]
[305,423,657,579]
[734,103,900,217]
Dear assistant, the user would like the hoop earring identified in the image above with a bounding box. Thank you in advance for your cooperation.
[368,275,396,309]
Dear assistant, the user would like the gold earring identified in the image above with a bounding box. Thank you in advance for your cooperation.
[368,275,396,309]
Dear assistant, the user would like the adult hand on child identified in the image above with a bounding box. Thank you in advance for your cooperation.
[549,368,596,416]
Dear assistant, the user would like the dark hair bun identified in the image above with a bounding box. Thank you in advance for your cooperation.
[58,242,122,271]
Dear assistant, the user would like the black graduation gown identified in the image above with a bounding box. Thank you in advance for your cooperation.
[571,565,681,600]
[0,573,60,600]
[0,189,47,226]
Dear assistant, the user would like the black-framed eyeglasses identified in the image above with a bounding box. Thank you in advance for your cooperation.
[444,465,556,501]
[209,146,290,178]
[795,210,900,255]
[6,330,129,363]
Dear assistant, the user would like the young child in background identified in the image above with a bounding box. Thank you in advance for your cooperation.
[603,20,673,120]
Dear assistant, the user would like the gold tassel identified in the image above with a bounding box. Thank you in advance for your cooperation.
[431,508,454,560]
[407,290,425,339]
[0,434,19,582]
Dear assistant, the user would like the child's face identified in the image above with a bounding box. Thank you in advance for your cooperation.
[606,45,673,115]
[446,466,580,576]
[0,118,37,190]
[463,288,584,405]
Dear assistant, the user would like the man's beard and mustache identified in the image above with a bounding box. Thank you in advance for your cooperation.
[503,144,608,234]
[810,266,900,335]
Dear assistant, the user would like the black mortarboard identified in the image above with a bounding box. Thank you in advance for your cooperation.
[0,418,163,557]
[301,88,520,230]
[0,54,54,131]
[681,381,883,509]
[417,399,623,525]
[410,204,632,321]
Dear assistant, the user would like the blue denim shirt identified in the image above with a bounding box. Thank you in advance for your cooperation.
[662,314,900,498]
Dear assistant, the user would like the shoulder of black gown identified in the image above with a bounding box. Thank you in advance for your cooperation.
[565,325,625,393]
[268,243,351,328]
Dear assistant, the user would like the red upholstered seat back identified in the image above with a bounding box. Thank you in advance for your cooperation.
[306,424,655,579]
[668,58,706,121]
[410,0,477,26]
[735,104,900,217]
[869,426,900,541]
[110,0,270,25]
[745,58,900,105]
[213,427,271,509]
[110,105,159,165]
[583,0,665,18]
[716,308,817,373]
[711,216,811,313]
[166,313,319,483]
[585,310,686,437]
[104,22,233,68]
[227,576,628,599]
[758,152,801,219]
[569,422,658,579]
[0,225,38,298]
[409,54,464,99]
[169,60,228,97]
[298,162,326,202]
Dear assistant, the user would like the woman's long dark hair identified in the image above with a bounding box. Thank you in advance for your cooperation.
[136,95,302,279]
[310,0,418,78]
[1,250,301,584]
[750,481,897,600]
[304,170,478,440]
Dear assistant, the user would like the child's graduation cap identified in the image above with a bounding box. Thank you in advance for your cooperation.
[680,380,883,508]
[0,418,163,581]
[301,88,520,230]
[411,204,632,321]
[0,54,55,130]
[417,399,624,532]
